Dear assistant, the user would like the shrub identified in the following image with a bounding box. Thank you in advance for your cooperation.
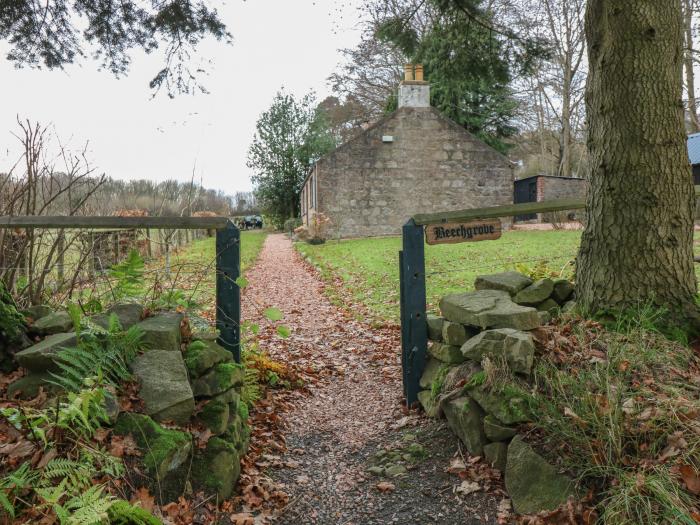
[283,217,302,234]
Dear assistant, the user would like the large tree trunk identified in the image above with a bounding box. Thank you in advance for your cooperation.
[576,1,698,318]
[684,0,700,132]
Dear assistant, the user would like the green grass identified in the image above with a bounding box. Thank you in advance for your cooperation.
[168,230,267,274]
[295,230,581,323]
[148,230,267,309]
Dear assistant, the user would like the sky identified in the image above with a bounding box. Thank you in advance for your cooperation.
[0,0,365,194]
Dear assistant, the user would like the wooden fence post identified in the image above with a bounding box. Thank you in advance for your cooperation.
[216,220,241,362]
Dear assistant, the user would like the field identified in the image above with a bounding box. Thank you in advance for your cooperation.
[296,231,583,324]
[147,230,267,310]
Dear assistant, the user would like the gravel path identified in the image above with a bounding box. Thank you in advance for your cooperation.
[241,234,503,525]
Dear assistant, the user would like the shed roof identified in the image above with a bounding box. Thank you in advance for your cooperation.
[689,133,700,165]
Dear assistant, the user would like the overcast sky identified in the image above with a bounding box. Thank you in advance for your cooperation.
[0,0,364,194]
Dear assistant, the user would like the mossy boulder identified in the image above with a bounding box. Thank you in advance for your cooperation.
[131,350,194,424]
[191,437,241,500]
[7,372,55,399]
[551,279,574,304]
[183,340,233,378]
[114,413,192,482]
[32,311,73,335]
[439,290,540,331]
[419,358,443,390]
[537,298,560,316]
[136,312,184,352]
[442,321,472,346]
[417,390,440,418]
[93,303,144,330]
[442,396,487,456]
[21,305,51,322]
[506,436,575,514]
[428,342,465,364]
[484,442,508,472]
[426,315,444,342]
[441,361,481,395]
[513,279,554,306]
[483,414,517,442]
[474,272,532,296]
[461,329,535,375]
[198,399,230,435]
[0,283,28,372]
[192,362,245,398]
[467,384,532,426]
[15,332,77,372]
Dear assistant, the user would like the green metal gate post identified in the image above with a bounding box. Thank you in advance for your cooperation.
[399,218,427,407]
[216,220,241,362]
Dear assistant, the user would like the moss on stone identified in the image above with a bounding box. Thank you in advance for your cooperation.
[198,399,229,435]
[183,340,232,378]
[237,401,249,421]
[113,413,191,479]
[190,437,241,500]
[215,362,244,390]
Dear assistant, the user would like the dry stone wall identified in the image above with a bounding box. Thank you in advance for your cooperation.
[8,304,250,503]
[420,271,577,514]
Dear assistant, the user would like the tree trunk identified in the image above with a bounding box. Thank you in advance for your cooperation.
[684,0,700,132]
[576,0,698,319]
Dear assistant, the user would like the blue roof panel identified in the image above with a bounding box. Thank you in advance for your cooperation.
[689,133,700,165]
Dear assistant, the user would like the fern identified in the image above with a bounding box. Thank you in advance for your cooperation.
[107,500,162,525]
[0,462,39,518]
[41,458,94,492]
[61,485,114,525]
[109,250,145,300]
[240,367,261,407]
[56,384,109,439]
[50,319,144,393]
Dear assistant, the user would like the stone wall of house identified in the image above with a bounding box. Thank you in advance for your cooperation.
[306,107,514,238]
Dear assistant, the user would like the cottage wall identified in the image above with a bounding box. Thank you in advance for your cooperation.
[304,107,514,238]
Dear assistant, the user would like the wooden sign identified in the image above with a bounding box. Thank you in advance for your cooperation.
[425,220,502,245]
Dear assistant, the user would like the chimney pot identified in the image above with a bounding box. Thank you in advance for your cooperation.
[404,64,414,81]
[415,64,424,81]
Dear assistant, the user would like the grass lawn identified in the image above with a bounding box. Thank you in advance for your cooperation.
[143,230,267,313]
[296,231,582,324]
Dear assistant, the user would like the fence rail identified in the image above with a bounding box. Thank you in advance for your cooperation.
[412,185,700,226]
[0,216,241,362]
[0,216,230,229]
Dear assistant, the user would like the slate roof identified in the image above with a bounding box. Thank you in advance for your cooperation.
[689,133,700,165]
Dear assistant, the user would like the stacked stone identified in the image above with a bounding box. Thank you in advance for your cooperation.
[9,305,250,503]
[418,271,575,515]
[184,339,250,499]
[10,303,146,399]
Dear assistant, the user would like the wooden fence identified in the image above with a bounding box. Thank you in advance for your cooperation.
[0,216,242,362]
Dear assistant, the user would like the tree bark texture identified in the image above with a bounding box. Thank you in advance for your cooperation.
[684,0,700,132]
[577,0,698,315]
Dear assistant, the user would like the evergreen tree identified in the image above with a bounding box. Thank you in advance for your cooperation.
[247,91,337,228]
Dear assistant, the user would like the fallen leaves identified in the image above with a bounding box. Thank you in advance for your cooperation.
[680,464,700,495]
[376,481,395,493]
[456,480,481,496]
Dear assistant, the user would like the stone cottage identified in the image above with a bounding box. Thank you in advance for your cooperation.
[300,65,514,238]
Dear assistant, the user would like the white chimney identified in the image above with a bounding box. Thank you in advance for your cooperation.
[398,64,430,108]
